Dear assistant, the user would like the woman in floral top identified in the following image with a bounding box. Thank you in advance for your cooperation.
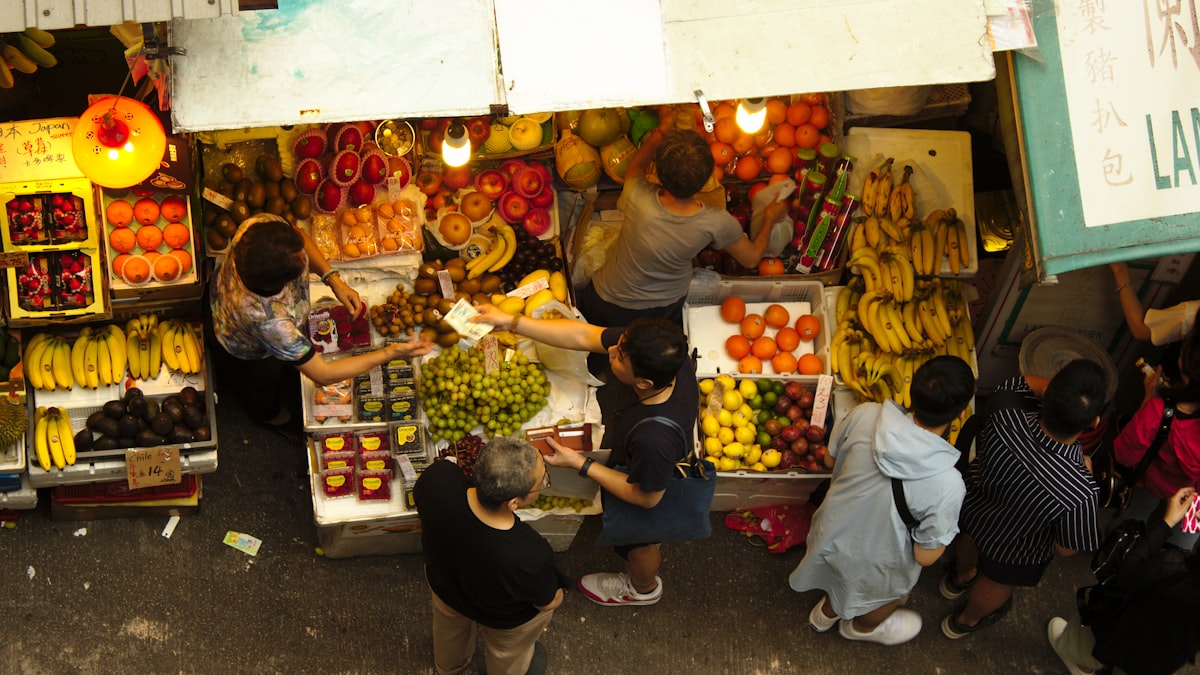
[211,214,432,425]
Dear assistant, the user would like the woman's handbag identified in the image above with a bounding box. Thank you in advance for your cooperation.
[595,416,717,547]
[1091,401,1176,509]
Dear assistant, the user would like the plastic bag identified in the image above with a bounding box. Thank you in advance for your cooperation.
[724,503,817,554]
[748,179,796,258]
[572,219,622,287]
[529,300,604,387]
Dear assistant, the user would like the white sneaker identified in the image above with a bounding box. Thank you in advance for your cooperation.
[1047,617,1096,675]
[809,596,838,632]
[839,609,923,645]
[577,572,662,606]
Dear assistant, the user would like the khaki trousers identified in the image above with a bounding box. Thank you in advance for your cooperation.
[431,589,553,675]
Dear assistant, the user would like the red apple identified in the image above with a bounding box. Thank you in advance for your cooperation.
[348,180,376,207]
[523,208,552,238]
[530,186,555,209]
[528,161,553,187]
[806,425,826,443]
[466,116,491,148]
[295,159,323,195]
[474,170,508,200]
[419,118,442,131]
[780,425,801,443]
[442,165,474,191]
[426,119,450,154]
[430,188,452,211]
[415,171,442,196]
[512,166,545,199]
[498,158,528,178]
[361,154,389,184]
[498,191,530,224]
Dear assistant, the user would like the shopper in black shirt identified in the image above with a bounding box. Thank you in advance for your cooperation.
[415,437,565,675]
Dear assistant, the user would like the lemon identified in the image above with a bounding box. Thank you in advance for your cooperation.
[761,449,782,468]
[717,409,733,427]
[750,462,768,472]
[717,374,736,391]
[718,456,738,472]
[717,427,735,445]
[731,410,751,428]
[704,437,723,457]
[734,426,756,445]
[700,414,720,438]
[738,403,754,418]
[738,379,758,399]
[722,390,743,411]
[745,444,762,465]
[699,379,715,395]
[723,441,745,459]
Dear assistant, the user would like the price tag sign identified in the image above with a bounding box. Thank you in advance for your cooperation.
[480,334,500,373]
[126,447,182,490]
[0,251,28,269]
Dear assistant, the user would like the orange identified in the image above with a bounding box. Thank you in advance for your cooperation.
[765,98,787,126]
[112,253,132,277]
[713,102,736,121]
[786,102,812,127]
[794,124,821,150]
[106,200,134,227]
[162,222,191,249]
[772,122,796,148]
[133,197,160,226]
[765,147,793,175]
[746,182,768,203]
[739,314,766,340]
[719,296,746,323]
[710,141,735,167]
[764,303,790,329]
[775,327,801,352]
[159,195,188,223]
[152,253,182,282]
[768,173,791,185]
[143,250,161,265]
[714,117,739,144]
[771,351,798,375]
[136,224,163,251]
[731,132,755,156]
[168,248,193,274]
[758,257,786,276]
[734,155,762,182]
[809,105,830,130]
[738,355,763,374]
[750,336,777,360]
[109,227,136,253]
[753,130,771,149]
[795,314,822,341]
[725,335,751,360]
[797,353,823,375]
[121,255,151,284]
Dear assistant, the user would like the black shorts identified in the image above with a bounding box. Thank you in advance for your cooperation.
[978,553,1049,587]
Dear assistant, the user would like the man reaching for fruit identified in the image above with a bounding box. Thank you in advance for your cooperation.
[788,356,975,646]
[210,214,433,428]
[576,109,786,332]
[473,305,697,607]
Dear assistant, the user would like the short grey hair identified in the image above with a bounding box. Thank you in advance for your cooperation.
[474,437,540,509]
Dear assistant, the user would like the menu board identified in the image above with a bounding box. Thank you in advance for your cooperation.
[0,117,83,184]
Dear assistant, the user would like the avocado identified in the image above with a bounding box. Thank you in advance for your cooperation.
[102,400,126,419]
[150,412,173,437]
[162,400,184,424]
[168,425,194,444]
[86,411,108,431]
[92,436,119,451]
[182,406,205,430]
[143,397,160,422]
[192,426,211,443]
[180,387,200,407]
[126,396,148,419]
[118,414,140,439]
[134,429,167,448]
[74,429,93,453]
[124,387,144,402]
[94,417,121,439]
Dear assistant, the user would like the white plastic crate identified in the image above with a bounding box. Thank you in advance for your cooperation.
[0,472,38,509]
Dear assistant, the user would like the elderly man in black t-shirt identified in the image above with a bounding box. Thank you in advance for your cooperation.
[415,437,566,675]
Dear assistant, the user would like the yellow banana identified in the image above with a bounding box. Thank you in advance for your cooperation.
[901,301,925,344]
[145,313,159,335]
[46,407,65,470]
[873,158,894,218]
[0,58,13,89]
[857,291,883,337]
[126,318,143,342]
[35,337,58,392]
[849,247,884,293]
[849,218,868,251]
[466,238,505,278]
[955,218,970,268]
[72,328,92,387]
[921,225,935,276]
[878,216,904,244]
[837,335,856,386]
[946,221,962,275]
[863,216,881,249]
[15,33,56,68]
[933,220,950,275]
[147,330,162,380]
[861,169,879,217]
[884,302,912,350]
[104,325,127,383]
[139,336,151,380]
[932,285,954,338]
[96,336,113,386]
[160,324,182,372]
[83,337,100,388]
[869,297,900,354]
[1,44,37,74]
[172,324,191,374]
[33,407,49,471]
[23,27,56,48]
[127,331,143,380]
[909,224,926,276]
[180,324,202,374]
[836,286,855,324]
[51,338,73,390]
[889,165,915,222]
[23,334,50,390]
[892,252,915,302]
[488,223,518,272]
[55,407,75,466]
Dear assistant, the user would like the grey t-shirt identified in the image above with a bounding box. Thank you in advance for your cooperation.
[592,176,743,309]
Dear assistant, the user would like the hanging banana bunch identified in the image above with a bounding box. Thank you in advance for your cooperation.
[0,28,57,89]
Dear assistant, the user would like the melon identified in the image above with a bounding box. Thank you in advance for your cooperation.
[555,130,601,191]
[600,136,637,185]
[577,108,622,148]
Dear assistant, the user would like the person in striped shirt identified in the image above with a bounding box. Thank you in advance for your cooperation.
[940,359,1108,639]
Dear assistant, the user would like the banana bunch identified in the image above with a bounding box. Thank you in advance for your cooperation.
[69,325,128,389]
[928,208,971,275]
[0,28,57,89]
[24,333,74,392]
[466,217,517,279]
[32,405,75,472]
[158,320,203,375]
[125,314,163,381]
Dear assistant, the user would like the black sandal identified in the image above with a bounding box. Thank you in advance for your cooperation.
[940,598,1012,639]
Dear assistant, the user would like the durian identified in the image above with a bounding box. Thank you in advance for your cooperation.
[0,392,27,450]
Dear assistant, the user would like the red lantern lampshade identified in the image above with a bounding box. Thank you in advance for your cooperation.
[72,96,166,189]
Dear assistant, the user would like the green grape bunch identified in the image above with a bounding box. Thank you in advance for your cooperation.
[420,344,550,442]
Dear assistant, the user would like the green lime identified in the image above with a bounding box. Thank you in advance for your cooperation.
[762,391,778,408]
[756,431,772,447]
[748,394,764,410]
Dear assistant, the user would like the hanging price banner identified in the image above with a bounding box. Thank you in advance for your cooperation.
[126,447,182,490]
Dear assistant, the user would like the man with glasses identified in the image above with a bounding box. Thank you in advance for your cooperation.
[472,307,696,608]
[415,436,566,675]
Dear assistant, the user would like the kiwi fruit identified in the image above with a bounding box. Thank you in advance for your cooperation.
[217,180,235,198]
[265,195,287,216]
[215,213,238,238]
[230,201,251,223]
[479,275,502,294]
[263,181,281,199]
[279,179,298,203]
[255,154,271,180]
[413,278,437,296]
[291,195,312,220]
[221,163,244,182]
[233,178,252,202]
[206,229,229,251]
[417,262,442,279]
[261,157,284,182]
[436,331,461,348]
[446,265,466,283]
[247,182,266,209]
[202,208,218,228]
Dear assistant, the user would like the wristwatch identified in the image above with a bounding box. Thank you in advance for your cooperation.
[578,457,596,478]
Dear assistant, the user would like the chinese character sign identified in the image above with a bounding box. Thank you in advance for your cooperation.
[1058,1,1200,227]
[0,118,82,184]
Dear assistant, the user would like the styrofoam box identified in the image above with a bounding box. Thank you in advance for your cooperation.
[0,472,38,509]
[517,485,602,553]
[317,513,424,559]
[684,278,829,381]
[841,127,978,278]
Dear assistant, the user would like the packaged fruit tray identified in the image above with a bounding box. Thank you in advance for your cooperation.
[1,178,100,251]
[684,279,829,381]
[5,248,107,321]
[99,189,199,291]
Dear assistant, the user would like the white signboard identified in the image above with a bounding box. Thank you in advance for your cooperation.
[1057,0,1200,227]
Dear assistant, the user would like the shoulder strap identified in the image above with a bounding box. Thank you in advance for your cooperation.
[627,415,689,461]
[892,478,919,531]
[1127,401,1177,487]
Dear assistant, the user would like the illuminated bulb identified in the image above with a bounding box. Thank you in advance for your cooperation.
[442,121,471,167]
[736,98,767,134]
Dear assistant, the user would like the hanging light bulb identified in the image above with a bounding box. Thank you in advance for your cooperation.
[71,95,167,189]
[442,120,471,167]
[735,98,767,134]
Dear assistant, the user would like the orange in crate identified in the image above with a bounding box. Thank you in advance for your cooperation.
[719,296,746,323]
[122,256,151,284]
[738,355,763,374]
[771,351,798,375]
[775,327,801,352]
[764,303,790,328]
[739,314,766,340]
[106,200,133,227]
[168,248,193,274]
[725,335,751,360]
[162,222,190,249]
[133,198,160,226]
[750,336,777,360]
[109,228,136,254]
[797,353,823,375]
[136,224,163,251]
[795,314,822,341]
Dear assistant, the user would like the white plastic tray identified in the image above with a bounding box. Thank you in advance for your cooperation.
[842,127,978,278]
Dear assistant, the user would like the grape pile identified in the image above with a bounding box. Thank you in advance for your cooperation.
[437,433,485,478]
[420,345,550,442]
[498,228,564,291]
[529,495,594,512]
